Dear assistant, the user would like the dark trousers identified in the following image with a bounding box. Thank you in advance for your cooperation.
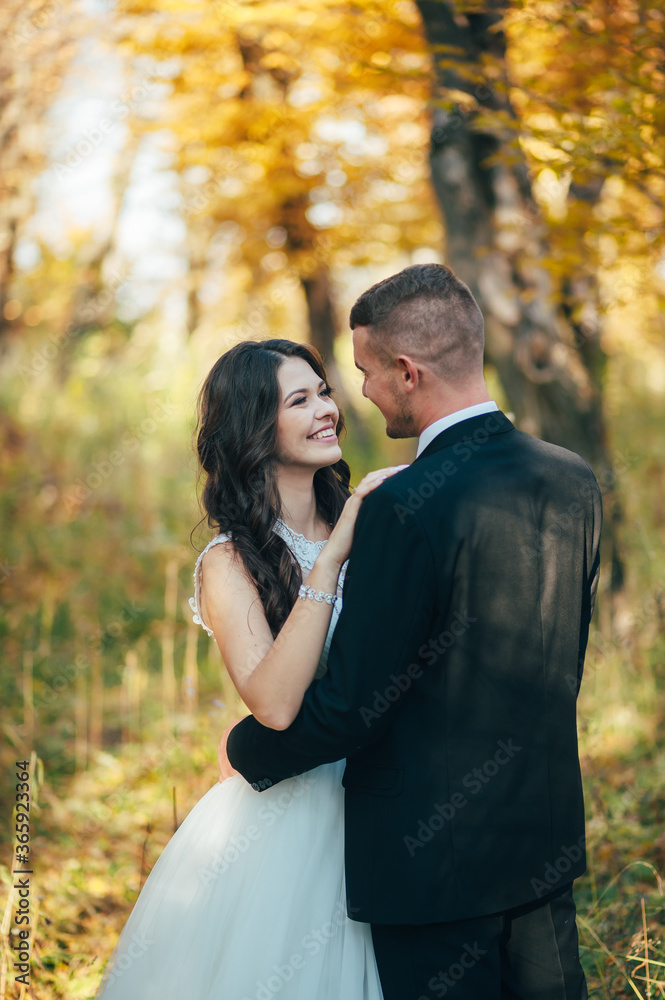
[370,883,587,1000]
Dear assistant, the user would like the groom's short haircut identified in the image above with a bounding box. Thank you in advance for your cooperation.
[349,263,485,383]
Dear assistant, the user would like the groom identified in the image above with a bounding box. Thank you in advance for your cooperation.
[226,263,602,998]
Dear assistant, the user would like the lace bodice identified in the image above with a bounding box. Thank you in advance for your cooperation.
[188,519,348,677]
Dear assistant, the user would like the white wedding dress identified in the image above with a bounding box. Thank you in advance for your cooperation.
[95,518,384,1000]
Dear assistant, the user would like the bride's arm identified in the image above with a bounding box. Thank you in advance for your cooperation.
[200,542,343,731]
[200,466,407,731]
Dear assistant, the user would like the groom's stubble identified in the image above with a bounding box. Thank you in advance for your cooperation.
[384,376,420,440]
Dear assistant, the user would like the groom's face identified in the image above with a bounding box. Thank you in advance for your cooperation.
[352,326,419,439]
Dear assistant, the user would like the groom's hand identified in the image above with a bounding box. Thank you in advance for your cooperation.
[218,717,247,782]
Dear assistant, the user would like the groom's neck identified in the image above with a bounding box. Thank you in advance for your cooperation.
[413,380,492,438]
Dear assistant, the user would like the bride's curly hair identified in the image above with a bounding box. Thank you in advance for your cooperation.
[193,339,352,637]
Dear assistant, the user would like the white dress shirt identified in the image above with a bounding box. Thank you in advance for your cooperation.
[415,401,499,459]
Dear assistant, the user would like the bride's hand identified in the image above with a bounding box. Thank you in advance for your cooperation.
[218,717,246,783]
[320,464,409,569]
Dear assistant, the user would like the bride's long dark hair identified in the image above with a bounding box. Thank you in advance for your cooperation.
[194,339,352,637]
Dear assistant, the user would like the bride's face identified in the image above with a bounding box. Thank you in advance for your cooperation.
[275,357,342,470]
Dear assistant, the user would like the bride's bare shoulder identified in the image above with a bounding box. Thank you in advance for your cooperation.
[201,536,251,581]
[199,537,272,657]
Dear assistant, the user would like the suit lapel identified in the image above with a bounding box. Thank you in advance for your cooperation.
[413,411,515,465]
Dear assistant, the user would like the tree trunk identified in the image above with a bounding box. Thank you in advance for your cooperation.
[301,268,371,460]
[416,0,623,590]
[301,268,337,368]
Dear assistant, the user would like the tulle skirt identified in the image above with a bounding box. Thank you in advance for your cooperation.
[95,760,383,999]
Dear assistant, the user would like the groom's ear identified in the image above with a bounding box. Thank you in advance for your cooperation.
[396,355,421,390]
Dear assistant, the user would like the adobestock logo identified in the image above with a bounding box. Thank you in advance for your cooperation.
[359,610,477,729]
[404,739,523,857]
[530,836,586,898]
[393,414,505,524]
[419,941,488,998]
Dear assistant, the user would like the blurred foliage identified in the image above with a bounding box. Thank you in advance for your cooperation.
[505,0,665,353]
[115,0,441,267]
[0,0,83,328]
[0,0,664,997]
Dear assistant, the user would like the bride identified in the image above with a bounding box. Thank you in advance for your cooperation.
[95,338,406,999]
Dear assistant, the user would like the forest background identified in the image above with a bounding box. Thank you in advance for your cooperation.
[0,0,664,996]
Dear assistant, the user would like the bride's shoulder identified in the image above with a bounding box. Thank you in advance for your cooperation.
[192,532,262,635]
[198,534,262,599]
[195,533,234,566]
[197,532,238,571]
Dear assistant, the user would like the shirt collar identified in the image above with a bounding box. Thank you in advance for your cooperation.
[415,401,499,458]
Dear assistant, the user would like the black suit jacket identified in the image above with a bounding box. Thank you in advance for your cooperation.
[227,412,602,924]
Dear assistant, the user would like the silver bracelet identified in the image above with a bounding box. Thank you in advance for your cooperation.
[298,583,338,606]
